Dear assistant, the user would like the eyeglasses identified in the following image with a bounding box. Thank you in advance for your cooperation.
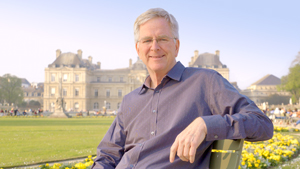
[138,36,176,46]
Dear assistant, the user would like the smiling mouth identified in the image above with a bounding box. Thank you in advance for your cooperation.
[150,55,165,58]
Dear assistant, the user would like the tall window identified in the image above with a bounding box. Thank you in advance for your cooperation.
[63,74,68,81]
[75,74,79,82]
[108,77,112,82]
[75,88,79,96]
[63,88,67,96]
[117,102,121,109]
[94,89,98,97]
[120,77,123,82]
[94,102,99,109]
[106,102,111,109]
[97,77,100,82]
[106,89,110,98]
[74,102,79,110]
[118,89,122,97]
[51,88,55,96]
[51,74,55,82]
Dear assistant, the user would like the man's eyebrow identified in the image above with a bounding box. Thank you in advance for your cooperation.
[140,35,170,40]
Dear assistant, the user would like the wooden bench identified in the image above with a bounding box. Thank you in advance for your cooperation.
[209,139,244,169]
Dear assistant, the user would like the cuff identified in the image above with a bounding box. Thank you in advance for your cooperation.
[201,115,228,141]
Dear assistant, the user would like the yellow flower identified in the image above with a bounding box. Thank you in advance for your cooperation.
[88,155,92,159]
[46,163,49,166]
[255,163,259,167]
[241,161,245,165]
[248,162,252,167]
[257,159,261,163]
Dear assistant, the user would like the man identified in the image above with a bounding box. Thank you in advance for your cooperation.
[92,8,273,169]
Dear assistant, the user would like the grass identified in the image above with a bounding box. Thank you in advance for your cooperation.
[0,117,114,167]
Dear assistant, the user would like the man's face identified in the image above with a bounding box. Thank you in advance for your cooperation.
[135,17,180,76]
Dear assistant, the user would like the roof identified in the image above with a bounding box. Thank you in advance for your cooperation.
[251,74,281,86]
[191,52,224,67]
[50,52,84,66]
[21,78,30,85]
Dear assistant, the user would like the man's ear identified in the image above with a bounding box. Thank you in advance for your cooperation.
[175,39,180,57]
[135,43,139,55]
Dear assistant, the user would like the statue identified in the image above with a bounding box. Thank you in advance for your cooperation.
[49,76,69,118]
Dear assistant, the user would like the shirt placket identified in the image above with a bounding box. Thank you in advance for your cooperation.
[150,87,160,138]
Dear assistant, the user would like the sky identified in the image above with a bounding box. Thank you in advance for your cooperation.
[0,0,299,90]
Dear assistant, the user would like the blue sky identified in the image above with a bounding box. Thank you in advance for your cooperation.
[0,0,299,89]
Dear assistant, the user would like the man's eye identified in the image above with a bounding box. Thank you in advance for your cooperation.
[159,38,169,42]
[143,39,152,43]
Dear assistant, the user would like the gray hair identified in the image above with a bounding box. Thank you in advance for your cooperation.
[134,8,179,44]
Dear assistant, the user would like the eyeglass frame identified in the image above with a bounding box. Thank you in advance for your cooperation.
[137,36,177,46]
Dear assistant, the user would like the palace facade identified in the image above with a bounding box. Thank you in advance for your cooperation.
[43,49,147,112]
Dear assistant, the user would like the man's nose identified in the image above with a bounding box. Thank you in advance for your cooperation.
[150,39,161,50]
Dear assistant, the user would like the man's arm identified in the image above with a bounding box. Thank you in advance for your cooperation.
[92,105,126,169]
[170,71,273,163]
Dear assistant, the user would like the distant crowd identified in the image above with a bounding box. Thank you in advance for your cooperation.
[0,108,43,117]
[264,107,300,126]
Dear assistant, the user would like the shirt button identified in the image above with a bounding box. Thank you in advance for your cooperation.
[214,135,218,139]
[152,110,156,113]
[151,131,155,135]
[129,164,134,168]
[155,90,159,93]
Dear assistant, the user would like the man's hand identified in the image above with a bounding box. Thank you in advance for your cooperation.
[169,117,207,163]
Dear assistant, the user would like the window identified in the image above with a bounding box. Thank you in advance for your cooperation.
[51,74,55,82]
[117,102,121,109]
[74,102,79,110]
[108,77,112,82]
[75,88,79,96]
[120,77,123,82]
[106,102,111,109]
[94,102,99,109]
[97,77,100,82]
[63,74,68,81]
[106,89,110,98]
[118,89,122,97]
[24,92,28,96]
[63,88,67,96]
[37,93,41,96]
[75,74,79,82]
[95,89,98,97]
[51,88,55,96]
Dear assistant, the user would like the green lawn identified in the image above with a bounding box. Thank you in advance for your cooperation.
[0,117,114,167]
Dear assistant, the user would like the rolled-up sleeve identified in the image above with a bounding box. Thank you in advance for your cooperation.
[202,72,273,142]
[92,100,126,169]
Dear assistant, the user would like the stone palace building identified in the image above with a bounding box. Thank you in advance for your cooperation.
[43,49,147,112]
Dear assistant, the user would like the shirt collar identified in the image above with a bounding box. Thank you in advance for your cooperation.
[139,61,185,94]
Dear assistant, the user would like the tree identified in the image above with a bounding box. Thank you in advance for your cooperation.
[290,51,300,67]
[0,74,24,105]
[278,64,300,104]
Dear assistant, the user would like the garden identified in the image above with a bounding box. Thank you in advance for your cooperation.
[1,117,300,169]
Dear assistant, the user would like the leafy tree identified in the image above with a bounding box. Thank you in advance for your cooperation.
[290,51,300,67]
[262,94,290,105]
[28,100,41,107]
[0,74,24,105]
[278,64,300,104]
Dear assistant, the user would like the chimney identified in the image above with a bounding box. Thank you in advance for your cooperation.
[215,50,220,56]
[88,56,93,63]
[97,62,101,69]
[77,49,82,59]
[193,50,199,63]
[56,49,61,58]
[129,59,132,67]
